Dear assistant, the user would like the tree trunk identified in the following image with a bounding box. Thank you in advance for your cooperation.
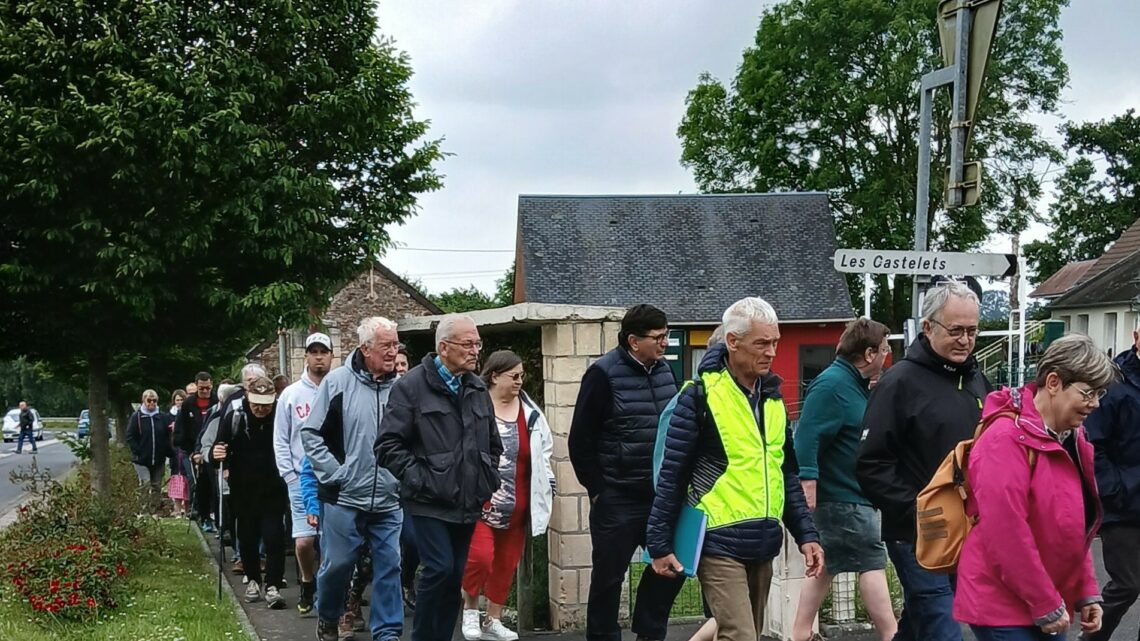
[88,352,112,499]
[112,400,129,447]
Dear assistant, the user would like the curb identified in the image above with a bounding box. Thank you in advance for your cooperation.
[191,523,261,641]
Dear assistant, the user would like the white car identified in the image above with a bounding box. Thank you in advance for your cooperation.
[3,408,44,442]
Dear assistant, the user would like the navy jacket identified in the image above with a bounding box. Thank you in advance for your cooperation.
[646,343,818,562]
[126,410,173,468]
[1085,347,1140,525]
[568,347,677,499]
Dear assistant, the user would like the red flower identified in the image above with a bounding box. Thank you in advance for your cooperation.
[49,579,60,594]
[86,597,96,608]
[115,563,126,577]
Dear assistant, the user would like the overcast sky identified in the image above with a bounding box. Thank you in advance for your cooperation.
[375,0,1140,294]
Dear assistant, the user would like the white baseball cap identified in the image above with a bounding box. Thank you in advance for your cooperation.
[305,332,333,352]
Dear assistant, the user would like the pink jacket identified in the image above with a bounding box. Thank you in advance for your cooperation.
[953,384,1102,627]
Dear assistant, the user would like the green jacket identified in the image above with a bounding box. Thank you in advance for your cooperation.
[793,357,871,506]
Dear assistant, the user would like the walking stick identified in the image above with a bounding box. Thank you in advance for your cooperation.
[185,453,198,534]
[217,460,225,601]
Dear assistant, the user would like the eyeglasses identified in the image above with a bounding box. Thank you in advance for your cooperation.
[445,340,483,352]
[1072,385,1108,403]
[368,341,401,352]
[502,372,525,382]
[143,398,158,403]
[931,319,979,339]
[639,332,670,345]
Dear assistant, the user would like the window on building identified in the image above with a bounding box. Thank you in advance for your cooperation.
[1105,312,1118,356]
[799,345,835,397]
[1076,314,1090,335]
[1059,315,1071,331]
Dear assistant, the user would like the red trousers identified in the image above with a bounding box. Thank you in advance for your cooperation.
[461,519,528,604]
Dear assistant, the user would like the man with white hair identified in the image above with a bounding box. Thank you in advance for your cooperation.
[302,317,405,641]
[377,314,503,641]
[647,297,823,641]
[857,281,991,641]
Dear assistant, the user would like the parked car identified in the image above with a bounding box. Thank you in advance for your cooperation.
[77,409,114,439]
[3,407,44,442]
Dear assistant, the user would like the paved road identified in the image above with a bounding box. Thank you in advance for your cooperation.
[0,435,76,515]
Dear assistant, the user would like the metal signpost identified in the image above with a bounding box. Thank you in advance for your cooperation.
[912,0,1002,318]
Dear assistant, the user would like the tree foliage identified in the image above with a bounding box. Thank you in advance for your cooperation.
[428,263,516,313]
[677,0,1068,327]
[1024,109,1140,283]
[0,0,441,495]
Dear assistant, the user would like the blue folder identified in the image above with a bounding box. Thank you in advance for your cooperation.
[642,505,707,577]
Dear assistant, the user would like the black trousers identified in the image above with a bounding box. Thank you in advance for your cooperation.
[587,489,685,641]
[411,515,475,641]
[1088,523,1140,641]
[236,498,287,587]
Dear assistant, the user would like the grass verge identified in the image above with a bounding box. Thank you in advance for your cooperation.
[0,519,247,641]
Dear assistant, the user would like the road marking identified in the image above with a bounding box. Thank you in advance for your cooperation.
[0,438,62,460]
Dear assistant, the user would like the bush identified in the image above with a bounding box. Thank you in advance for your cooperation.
[0,451,163,622]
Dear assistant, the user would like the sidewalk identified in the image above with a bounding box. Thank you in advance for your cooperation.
[199,528,880,641]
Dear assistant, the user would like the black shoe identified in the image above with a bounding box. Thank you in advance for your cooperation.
[316,618,338,641]
[298,581,315,616]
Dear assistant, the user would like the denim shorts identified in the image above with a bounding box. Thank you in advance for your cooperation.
[287,480,317,538]
[814,501,887,574]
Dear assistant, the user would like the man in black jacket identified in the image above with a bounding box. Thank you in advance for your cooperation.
[1083,330,1140,641]
[857,281,990,641]
[568,304,685,641]
[174,371,218,532]
[377,314,503,641]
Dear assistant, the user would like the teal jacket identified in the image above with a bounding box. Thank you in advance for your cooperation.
[793,357,871,506]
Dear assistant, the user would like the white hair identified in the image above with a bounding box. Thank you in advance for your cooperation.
[435,314,476,346]
[141,389,158,401]
[240,363,267,380]
[722,297,779,338]
[708,324,726,346]
[357,316,398,346]
[921,281,979,323]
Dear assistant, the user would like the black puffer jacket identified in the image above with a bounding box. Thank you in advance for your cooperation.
[856,335,991,542]
[376,354,503,524]
[211,398,287,511]
[646,343,818,562]
[568,347,677,499]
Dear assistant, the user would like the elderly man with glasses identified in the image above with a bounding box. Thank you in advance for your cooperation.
[568,304,686,641]
[857,281,993,641]
[302,317,407,641]
[378,314,503,641]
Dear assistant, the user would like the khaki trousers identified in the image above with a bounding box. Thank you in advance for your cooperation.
[697,555,774,641]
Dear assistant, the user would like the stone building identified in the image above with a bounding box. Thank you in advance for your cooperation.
[246,263,442,378]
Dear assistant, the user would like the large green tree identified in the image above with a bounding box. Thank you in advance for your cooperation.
[0,0,441,496]
[678,0,1068,327]
[1024,109,1140,283]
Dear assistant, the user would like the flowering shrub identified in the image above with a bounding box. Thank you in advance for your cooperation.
[1,451,163,622]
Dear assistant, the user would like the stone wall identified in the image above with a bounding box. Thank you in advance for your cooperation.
[250,268,438,377]
[542,319,620,630]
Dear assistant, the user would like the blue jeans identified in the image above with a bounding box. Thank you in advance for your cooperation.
[16,427,37,453]
[411,515,475,641]
[969,625,1065,641]
[887,541,962,641]
[316,504,403,641]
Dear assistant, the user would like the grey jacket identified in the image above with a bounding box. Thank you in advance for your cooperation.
[300,349,400,514]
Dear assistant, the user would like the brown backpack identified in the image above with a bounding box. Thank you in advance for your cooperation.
[915,409,1037,573]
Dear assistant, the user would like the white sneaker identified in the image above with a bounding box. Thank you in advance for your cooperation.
[244,580,261,602]
[480,617,518,641]
[461,609,482,641]
[265,585,285,609]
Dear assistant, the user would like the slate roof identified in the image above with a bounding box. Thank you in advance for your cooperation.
[516,193,853,323]
[1080,217,1140,284]
[1050,249,1140,309]
[1029,259,1095,299]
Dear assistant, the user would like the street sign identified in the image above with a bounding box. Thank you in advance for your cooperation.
[938,0,1001,156]
[945,160,983,207]
[834,248,1016,277]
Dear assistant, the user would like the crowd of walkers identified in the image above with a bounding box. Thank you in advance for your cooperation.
[114,282,1140,641]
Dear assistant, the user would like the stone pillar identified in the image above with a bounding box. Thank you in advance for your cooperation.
[542,320,613,629]
[765,528,817,640]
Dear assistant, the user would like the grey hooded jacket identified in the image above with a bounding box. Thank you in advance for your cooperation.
[300,349,400,514]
